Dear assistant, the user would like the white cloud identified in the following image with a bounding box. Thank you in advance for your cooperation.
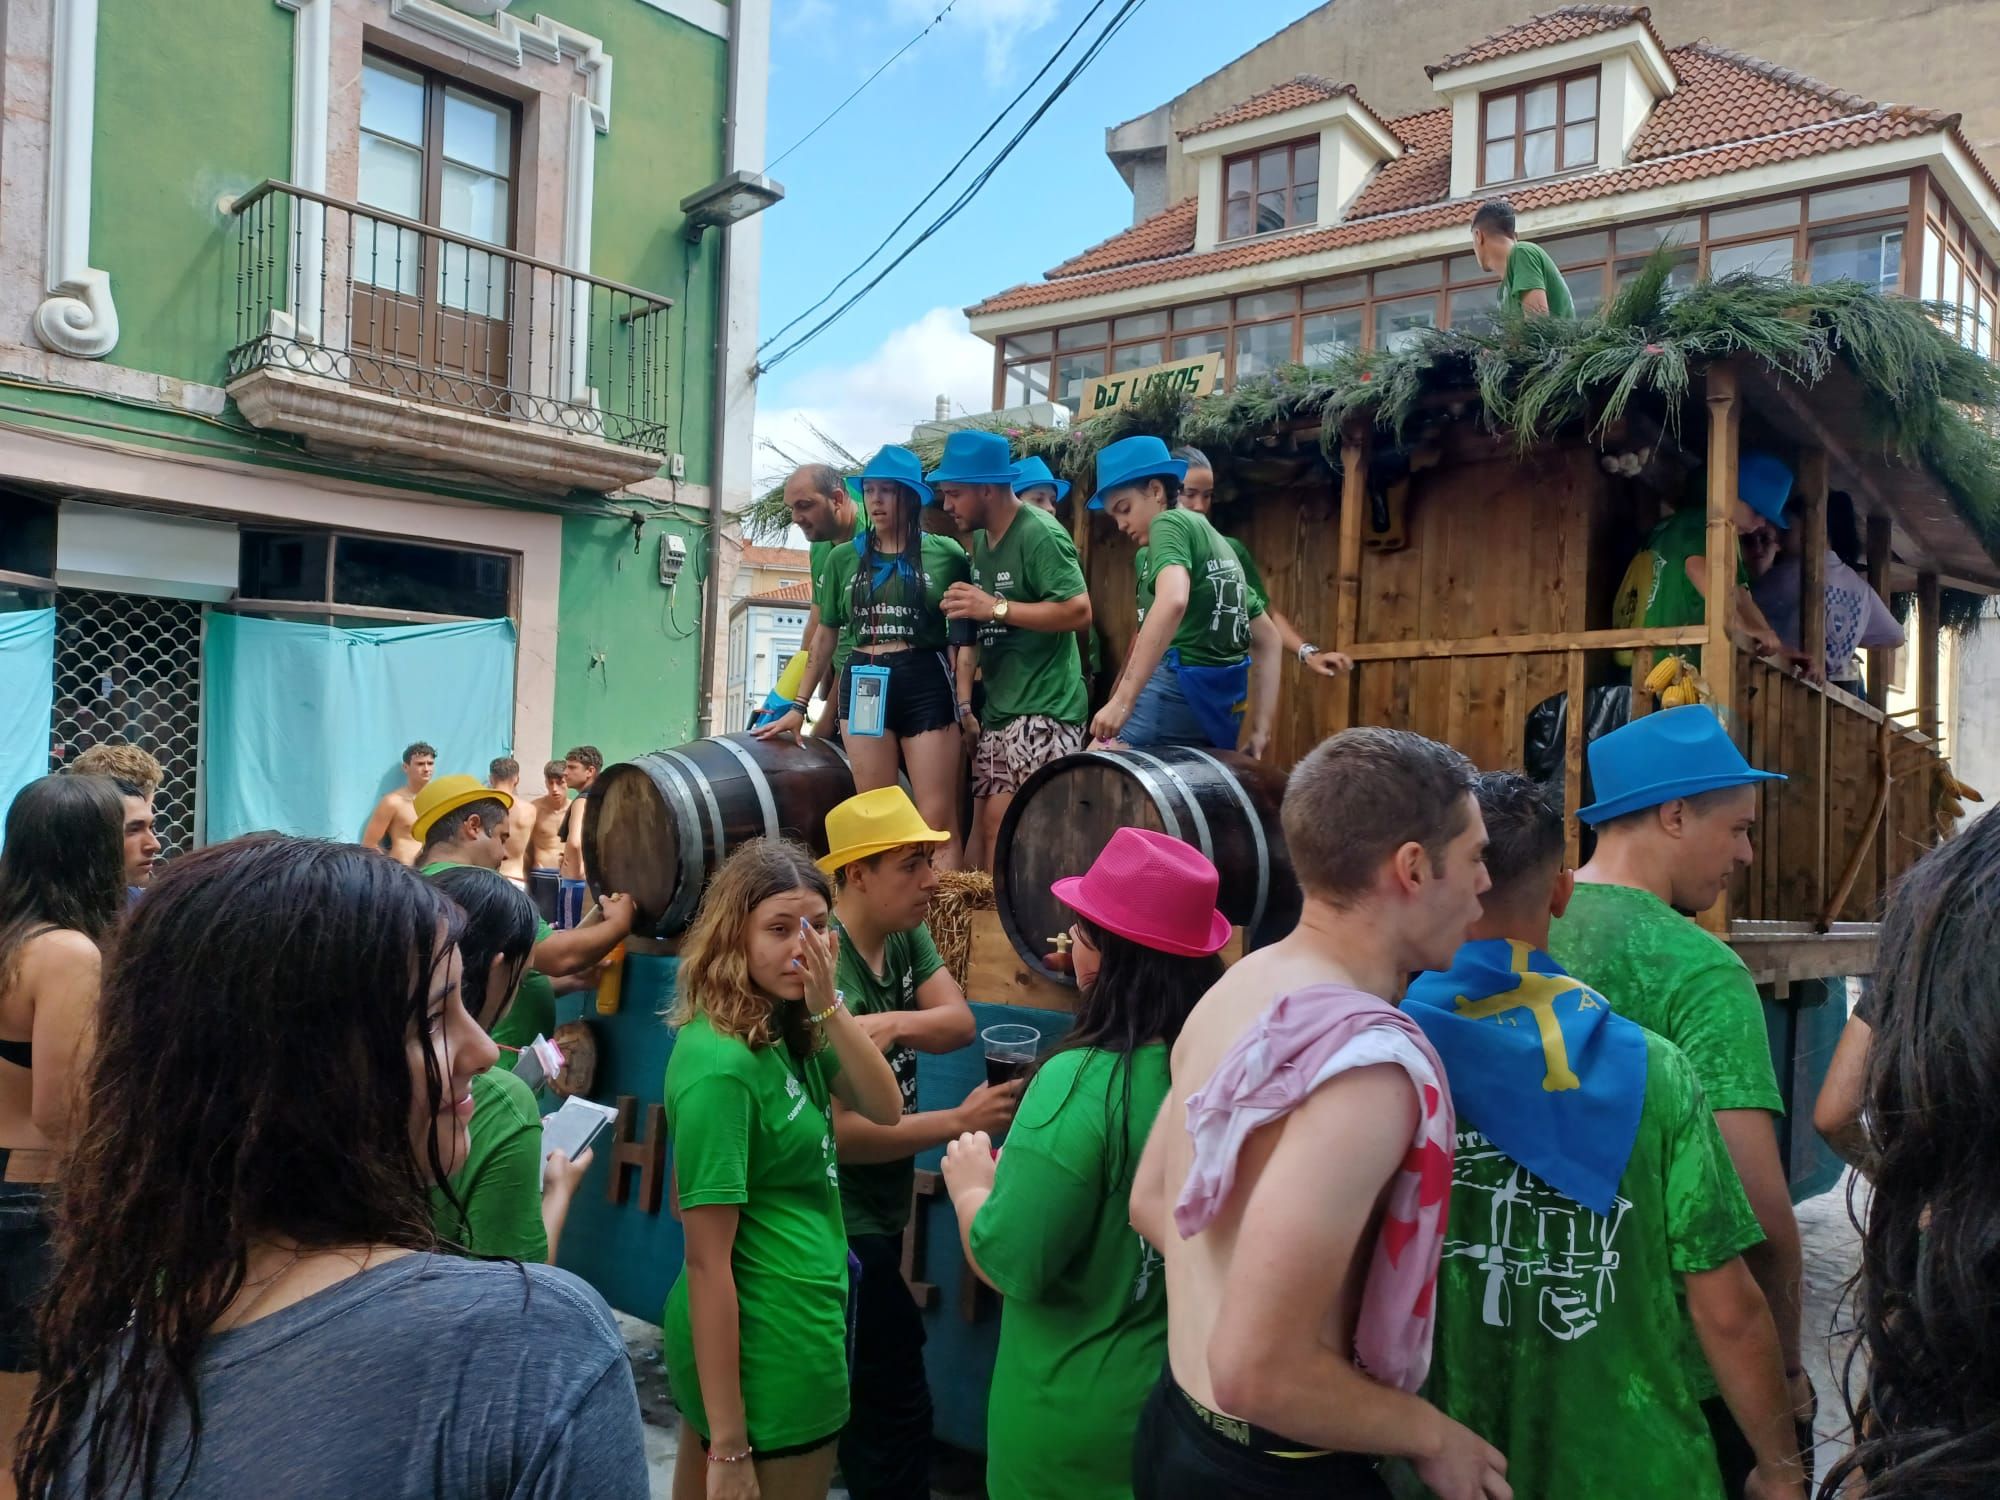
[752,306,995,491]
[894,0,1058,84]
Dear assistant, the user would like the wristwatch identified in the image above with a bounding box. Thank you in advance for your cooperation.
[991,597,1012,623]
[1297,642,1321,663]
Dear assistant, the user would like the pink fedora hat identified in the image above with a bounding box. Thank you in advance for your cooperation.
[1051,827,1231,958]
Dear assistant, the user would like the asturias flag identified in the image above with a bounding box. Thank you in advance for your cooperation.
[1404,939,1648,1216]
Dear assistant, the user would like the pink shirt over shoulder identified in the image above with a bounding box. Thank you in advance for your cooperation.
[1173,984,1454,1393]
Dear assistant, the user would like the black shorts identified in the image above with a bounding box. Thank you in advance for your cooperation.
[0,1177,50,1372]
[838,649,957,738]
[1131,1370,1390,1500]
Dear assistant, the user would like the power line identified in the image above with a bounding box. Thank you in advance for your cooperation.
[757,0,1125,359]
[768,0,964,173]
[756,0,1152,374]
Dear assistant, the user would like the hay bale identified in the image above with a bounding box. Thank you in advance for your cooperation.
[928,870,994,989]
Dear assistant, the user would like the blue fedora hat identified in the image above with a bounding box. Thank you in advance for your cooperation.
[1577,705,1786,826]
[926,430,1019,487]
[858,444,934,506]
[1012,455,1071,505]
[1738,450,1793,530]
[1088,435,1188,511]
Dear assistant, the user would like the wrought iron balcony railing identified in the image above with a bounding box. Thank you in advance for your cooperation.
[227,181,674,456]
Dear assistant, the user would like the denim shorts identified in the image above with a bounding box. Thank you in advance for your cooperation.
[0,1178,50,1372]
[1121,660,1216,750]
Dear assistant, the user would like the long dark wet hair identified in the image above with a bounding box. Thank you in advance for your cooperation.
[850,480,932,648]
[1032,915,1220,1184]
[16,836,465,1500]
[428,865,538,1035]
[1823,811,2000,1499]
[0,774,125,989]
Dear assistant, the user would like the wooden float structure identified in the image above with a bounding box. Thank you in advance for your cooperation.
[1063,355,1995,989]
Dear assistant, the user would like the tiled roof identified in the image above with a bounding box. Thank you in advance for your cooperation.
[741,545,809,568]
[1179,76,1356,140]
[1426,5,1666,77]
[1047,197,1200,279]
[969,46,1963,319]
[744,581,812,606]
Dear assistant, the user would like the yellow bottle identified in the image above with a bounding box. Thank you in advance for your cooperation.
[595,944,627,1016]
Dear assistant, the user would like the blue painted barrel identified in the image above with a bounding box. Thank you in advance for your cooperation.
[549,951,1069,1454]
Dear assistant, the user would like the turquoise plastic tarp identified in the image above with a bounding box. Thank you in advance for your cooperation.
[0,609,55,834]
[203,612,516,842]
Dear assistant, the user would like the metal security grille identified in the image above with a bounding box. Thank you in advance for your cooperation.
[48,590,204,858]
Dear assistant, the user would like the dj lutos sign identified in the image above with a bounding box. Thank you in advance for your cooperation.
[1079,353,1222,417]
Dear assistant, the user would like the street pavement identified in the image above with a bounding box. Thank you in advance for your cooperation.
[627,1177,1869,1498]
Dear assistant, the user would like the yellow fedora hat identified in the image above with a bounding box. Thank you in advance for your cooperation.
[411,773,513,844]
[817,786,948,874]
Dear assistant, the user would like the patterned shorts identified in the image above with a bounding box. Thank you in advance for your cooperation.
[971,714,1085,798]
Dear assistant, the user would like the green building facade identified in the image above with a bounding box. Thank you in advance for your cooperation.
[0,0,771,850]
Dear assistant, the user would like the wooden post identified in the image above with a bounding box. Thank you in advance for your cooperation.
[1564,650,1586,869]
[1332,422,1369,733]
[1699,363,1740,935]
[1865,513,1893,710]
[1917,570,1941,742]
[1797,450,1830,915]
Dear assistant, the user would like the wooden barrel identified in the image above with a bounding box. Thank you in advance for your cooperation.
[584,734,856,938]
[993,747,1300,984]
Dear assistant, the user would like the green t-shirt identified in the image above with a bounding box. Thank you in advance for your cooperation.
[1550,884,1783,1116]
[1223,534,1269,612]
[815,531,969,655]
[1500,241,1575,318]
[431,1065,548,1262]
[832,919,945,1238]
[1134,509,1265,667]
[809,506,873,681]
[969,502,1089,730]
[971,1045,1169,1500]
[1641,504,1749,643]
[661,1015,849,1450]
[1415,1031,1762,1500]
[419,860,554,1051]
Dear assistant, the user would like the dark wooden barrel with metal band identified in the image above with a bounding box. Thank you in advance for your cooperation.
[993,746,1300,985]
[584,733,857,938]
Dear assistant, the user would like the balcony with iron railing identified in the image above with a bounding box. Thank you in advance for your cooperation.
[225,182,675,494]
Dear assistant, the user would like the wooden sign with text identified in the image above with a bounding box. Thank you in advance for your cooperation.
[1079,352,1221,418]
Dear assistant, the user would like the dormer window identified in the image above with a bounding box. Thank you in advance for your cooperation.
[1223,140,1320,241]
[1479,70,1599,186]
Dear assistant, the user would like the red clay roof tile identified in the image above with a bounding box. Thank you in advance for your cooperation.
[968,45,1964,319]
[1047,197,1198,279]
[1179,76,1353,139]
[1426,5,1666,78]
[743,581,813,606]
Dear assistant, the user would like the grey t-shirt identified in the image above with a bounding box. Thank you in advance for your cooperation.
[62,1254,647,1499]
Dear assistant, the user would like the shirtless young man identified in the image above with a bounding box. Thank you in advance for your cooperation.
[360,742,434,865]
[1129,728,1510,1500]
[526,760,571,875]
[489,757,537,885]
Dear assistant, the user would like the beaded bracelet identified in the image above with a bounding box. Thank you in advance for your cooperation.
[807,991,847,1027]
[707,1445,753,1465]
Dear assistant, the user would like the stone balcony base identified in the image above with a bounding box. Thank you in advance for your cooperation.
[227,365,666,495]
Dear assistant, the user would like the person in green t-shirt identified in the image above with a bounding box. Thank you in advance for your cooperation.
[1014,455,1104,691]
[755,463,869,744]
[1085,436,1277,756]
[933,430,1094,873]
[1403,773,1804,1500]
[815,787,1017,1500]
[412,773,636,1050]
[814,445,971,872]
[941,826,1228,1500]
[661,839,903,1498]
[1471,198,1574,319]
[1626,451,1820,677]
[1176,446,1352,688]
[1548,706,1816,1495]
[424,867,593,1263]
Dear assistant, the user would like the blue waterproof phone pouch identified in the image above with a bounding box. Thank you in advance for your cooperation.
[848,663,891,737]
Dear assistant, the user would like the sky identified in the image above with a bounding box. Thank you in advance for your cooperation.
[749,0,1324,497]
